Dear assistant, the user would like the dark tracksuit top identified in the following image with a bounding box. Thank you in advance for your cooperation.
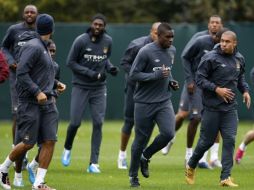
[67,30,113,89]
[182,34,215,85]
[16,34,56,102]
[121,35,153,85]
[1,22,35,65]
[130,42,176,103]
[196,45,249,111]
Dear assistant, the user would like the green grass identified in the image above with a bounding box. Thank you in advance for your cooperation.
[1,120,254,190]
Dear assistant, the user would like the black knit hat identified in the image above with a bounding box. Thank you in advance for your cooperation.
[91,13,107,26]
[36,14,54,35]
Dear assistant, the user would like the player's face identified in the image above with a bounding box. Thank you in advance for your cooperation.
[208,17,222,34]
[48,43,56,58]
[23,6,38,25]
[91,19,105,36]
[158,30,174,49]
[220,34,237,54]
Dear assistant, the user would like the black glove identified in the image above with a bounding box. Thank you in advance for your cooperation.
[91,72,100,80]
[99,72,107,81]
[109,66,119,76]
[168,80,179,91]
[91,72,106,81]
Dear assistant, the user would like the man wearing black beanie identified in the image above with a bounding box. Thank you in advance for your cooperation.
[62,13,118,173]
[0,13,65,190]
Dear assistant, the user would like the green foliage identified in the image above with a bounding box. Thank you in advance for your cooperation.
[1,0,254,23]
[1,120,254,189]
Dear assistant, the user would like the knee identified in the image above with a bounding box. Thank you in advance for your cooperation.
[162,132,175,143]
[23,143,34,150]
[224,136,235,146]
[122,119,134,135]
[68,123,80,130]
[42,140,56,148]
[191,117,201,125]
[176,111,188,121]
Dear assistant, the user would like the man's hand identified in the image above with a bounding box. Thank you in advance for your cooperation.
[36,92,47,104]
[243,91,251,109]
[169,80,179,91]
[109,67,119,76]
[162,64,170,78]
[187,82,195,94]
[9,63,17,71]
[56,82,66,94]
[215,87,235,103]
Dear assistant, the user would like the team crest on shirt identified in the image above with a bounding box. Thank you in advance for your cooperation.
[236,60,241,71]
[103,47,108,54]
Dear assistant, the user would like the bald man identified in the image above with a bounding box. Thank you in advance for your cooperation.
[117,22,161,169]
[185,31,251,187]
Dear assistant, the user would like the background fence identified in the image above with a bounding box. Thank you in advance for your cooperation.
[0,22,254,120]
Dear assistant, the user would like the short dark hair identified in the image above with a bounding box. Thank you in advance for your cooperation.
[91,13,107,26]
[216,27,229,40]
[157,22,172,36]
[209,15,222,22]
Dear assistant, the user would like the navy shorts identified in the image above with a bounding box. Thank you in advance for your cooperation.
[178,82,203,119]
[16,101,59,145]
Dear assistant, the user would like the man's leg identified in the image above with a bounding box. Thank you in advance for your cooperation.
[144,101,175,159]
[62,87,88,166]
[33,141,55,188]
[186,110,219,184]
[87,87,106,173]
[0,143,33,189]
[209,133,222,167]
[129,103,154,186]
[219,110,238,181]
[162,84,189,155]
[33,102,58,189]
[235,129,254,164]
[118,83,135,169]
[27,147,40,184]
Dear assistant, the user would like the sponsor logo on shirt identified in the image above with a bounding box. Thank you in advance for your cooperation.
[152,66,171,71]
[17,41,27,46]
[84,54,107,62]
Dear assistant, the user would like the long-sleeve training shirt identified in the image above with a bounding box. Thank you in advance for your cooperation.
[121,35,153,85]
[130,42,176,104]
[181,35,215,85]
[67,30,112,89]
[196,45,249,112]
[1,22,35,66]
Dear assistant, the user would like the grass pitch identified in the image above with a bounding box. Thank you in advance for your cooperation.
[1,120,254,190]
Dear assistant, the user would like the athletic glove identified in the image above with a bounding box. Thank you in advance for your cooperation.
[168,80,179,91]
[109,66,119,76]
[91,72,106,81]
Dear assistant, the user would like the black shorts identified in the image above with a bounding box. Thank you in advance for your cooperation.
[16,102,59,145]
